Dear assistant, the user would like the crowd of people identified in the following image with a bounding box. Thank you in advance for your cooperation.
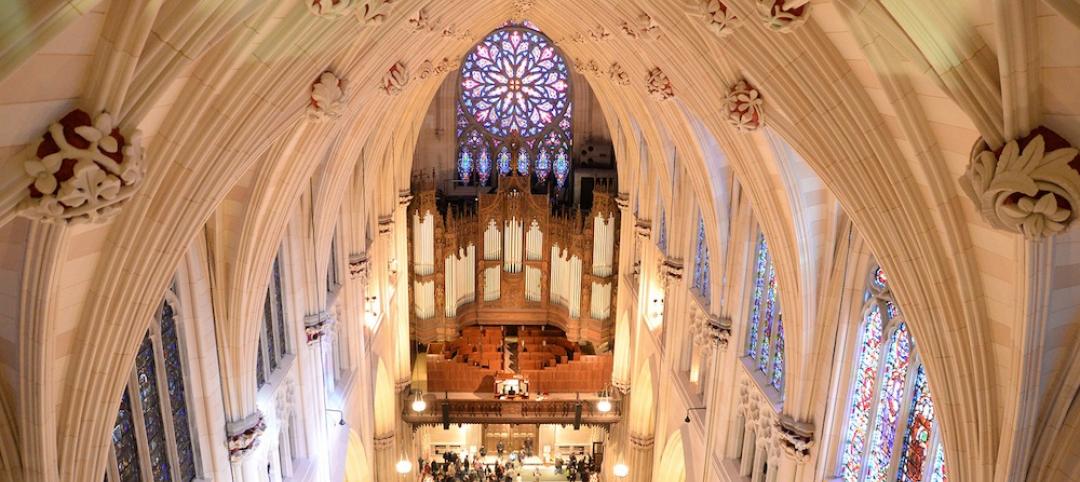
[417,450,601,482]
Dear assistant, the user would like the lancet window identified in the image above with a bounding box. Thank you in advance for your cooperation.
[745,233,785,392]
[107,283,199,482]
[838,266,948,482]
[456,24,573,189]
[257,252,290,388]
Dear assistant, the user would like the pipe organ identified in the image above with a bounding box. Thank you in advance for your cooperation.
[407,174,620,345]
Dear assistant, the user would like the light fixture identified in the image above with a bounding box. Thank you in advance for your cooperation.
[395,459,412,474]
[596,387,612,413]
[411,391,427,413]
[684,406,707,423]
[613,463,629,478]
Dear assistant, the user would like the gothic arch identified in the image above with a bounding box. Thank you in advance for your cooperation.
[655,429,687,482]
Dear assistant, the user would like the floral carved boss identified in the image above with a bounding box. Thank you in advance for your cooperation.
[308,71,347,121]
[962,127,1080,239]
[704,0,740,37]
[723,79,763,131]
[20,110,143,224]
[757,0,810,33]
[307,0,354,17]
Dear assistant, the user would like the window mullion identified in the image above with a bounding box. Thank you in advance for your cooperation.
[150,318,184,482]
[125,374,153,482]
[859,308,894,482]
[106,444,120,482]
[885,352,920,481]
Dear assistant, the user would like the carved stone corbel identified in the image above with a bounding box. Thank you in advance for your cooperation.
[304,311,333,345]
[612,379,631,395]
[691,311,732,353]
[659,256,684,287]
[349,253,370,282]
[615,192,631,211]
[634,220,652,240]
[398,189,414,207]
[226,412,267,462]
[378,215,394,235]
[775,415,814,462]
[961,126,1079,239]
[19,109,144,224]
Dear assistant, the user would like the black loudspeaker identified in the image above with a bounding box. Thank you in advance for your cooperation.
[574,403,582,430]
[442,402,450,430]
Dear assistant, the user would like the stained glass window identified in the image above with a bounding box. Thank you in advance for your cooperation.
[692,216,710,301]
[838,266,947,482]
[108,284,202,482]
[456,25,572,187]
[160,300,197,482]
[273,257,288,358]
[257,250,291,388]
[657,207,667,253]
[744,232,784,393]
[930,444,947,482]
[112,389,140,482]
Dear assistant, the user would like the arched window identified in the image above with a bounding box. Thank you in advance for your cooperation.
[257,252,290,389]
[839,267,948,481]
[108,282,199,482]
[457,24,572,189]
[745,233,784,392]
[692,215,710,302]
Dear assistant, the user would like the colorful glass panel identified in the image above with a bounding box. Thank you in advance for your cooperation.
[263,295,277,372]
[273,257,288,357]
[160,300,197,481]
[553,148,569,189]
[865,323,913,482]
[477,147,492,186]
[517,147,530,176]
[535,148,551,181]
[746,235,769,356]
[112,389,141,482]
[256,338,266,388]
[135,334,171,481]
[657,207,667,253]
[460,28,569,139]
[930,444,947,482]
[497,145,512,176]
[873,266,888,290]
[897,365,935,482]
[458,149,473,183]
[693,217,710,301]
[840,305,885,482]
[771,316,785,390]
[758,264,778,372]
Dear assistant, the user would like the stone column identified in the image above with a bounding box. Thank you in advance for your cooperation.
[626,433,654,482]
[226,412,268,482]
[373,432,398,482]
[301,311,331,477]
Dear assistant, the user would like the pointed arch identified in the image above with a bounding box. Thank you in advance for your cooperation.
[628,359,656,437]
[345,429,372,482]
[373,359,396,436]
[656,430,686,482]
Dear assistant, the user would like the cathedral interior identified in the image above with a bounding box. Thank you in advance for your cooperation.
[0,1,1079,481]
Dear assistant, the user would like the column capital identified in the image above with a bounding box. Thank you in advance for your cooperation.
[377,215,394,236]
[226,411,267,462]
[659,256,684,287]
[628,433,655,451]
[615,192,631,212]
[611,380,631,395]
[690,311,732,354]
[774,415,814,463]
[633,219,652,240]
[397,189,414,207]
[374,432,396,451]
[349,253,370,282]
[304,311,333,345]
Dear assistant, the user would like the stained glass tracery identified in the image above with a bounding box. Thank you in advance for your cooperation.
[744,232,784,393]
[839,266,947,482]
[692,217,710,301]
[456,25,572,187]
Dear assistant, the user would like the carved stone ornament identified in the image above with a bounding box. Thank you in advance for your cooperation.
[962,126,1079,239]
[615,192,631,211]
[724,79,763,131]
[349,253,371,281]
[608,63,631,86]
[775,415,814,462]
[407,8,435,32]
[356,0,394,25]
[612,379,631,395]
[226,412,267,462]
[304,311,334,345]
[646,67,674,101]
[756,0,810,33]
[512,0,536,19]
[660,256,684,286]
[623,13,660,40]
[418,57,457,80]
[571,25,612,44]
[574,58,602,77]
[378,215,394,235]
[634,219,652,239]
[690,312,732,353]
[629,433,655,451]
[20,109,144,224]
[307,0,354,17]
[704,0,740,37]
[308,71,347,121]
[383,61,410,95]
[398,189,414,206]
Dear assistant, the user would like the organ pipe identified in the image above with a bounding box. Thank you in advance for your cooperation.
[525,220,543,260]
[504,217,523,272]
[412,210,435,275]
[592,213,614,277]
[483,220,502,260]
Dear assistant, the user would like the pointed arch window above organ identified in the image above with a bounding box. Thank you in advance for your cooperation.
[838,265,948,482]
[456,24,573,189]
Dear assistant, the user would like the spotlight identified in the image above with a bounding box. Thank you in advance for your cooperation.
[596,398,612,414]
[411,391,427,413]
[395,459,412,474]
[684,406,707,424]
